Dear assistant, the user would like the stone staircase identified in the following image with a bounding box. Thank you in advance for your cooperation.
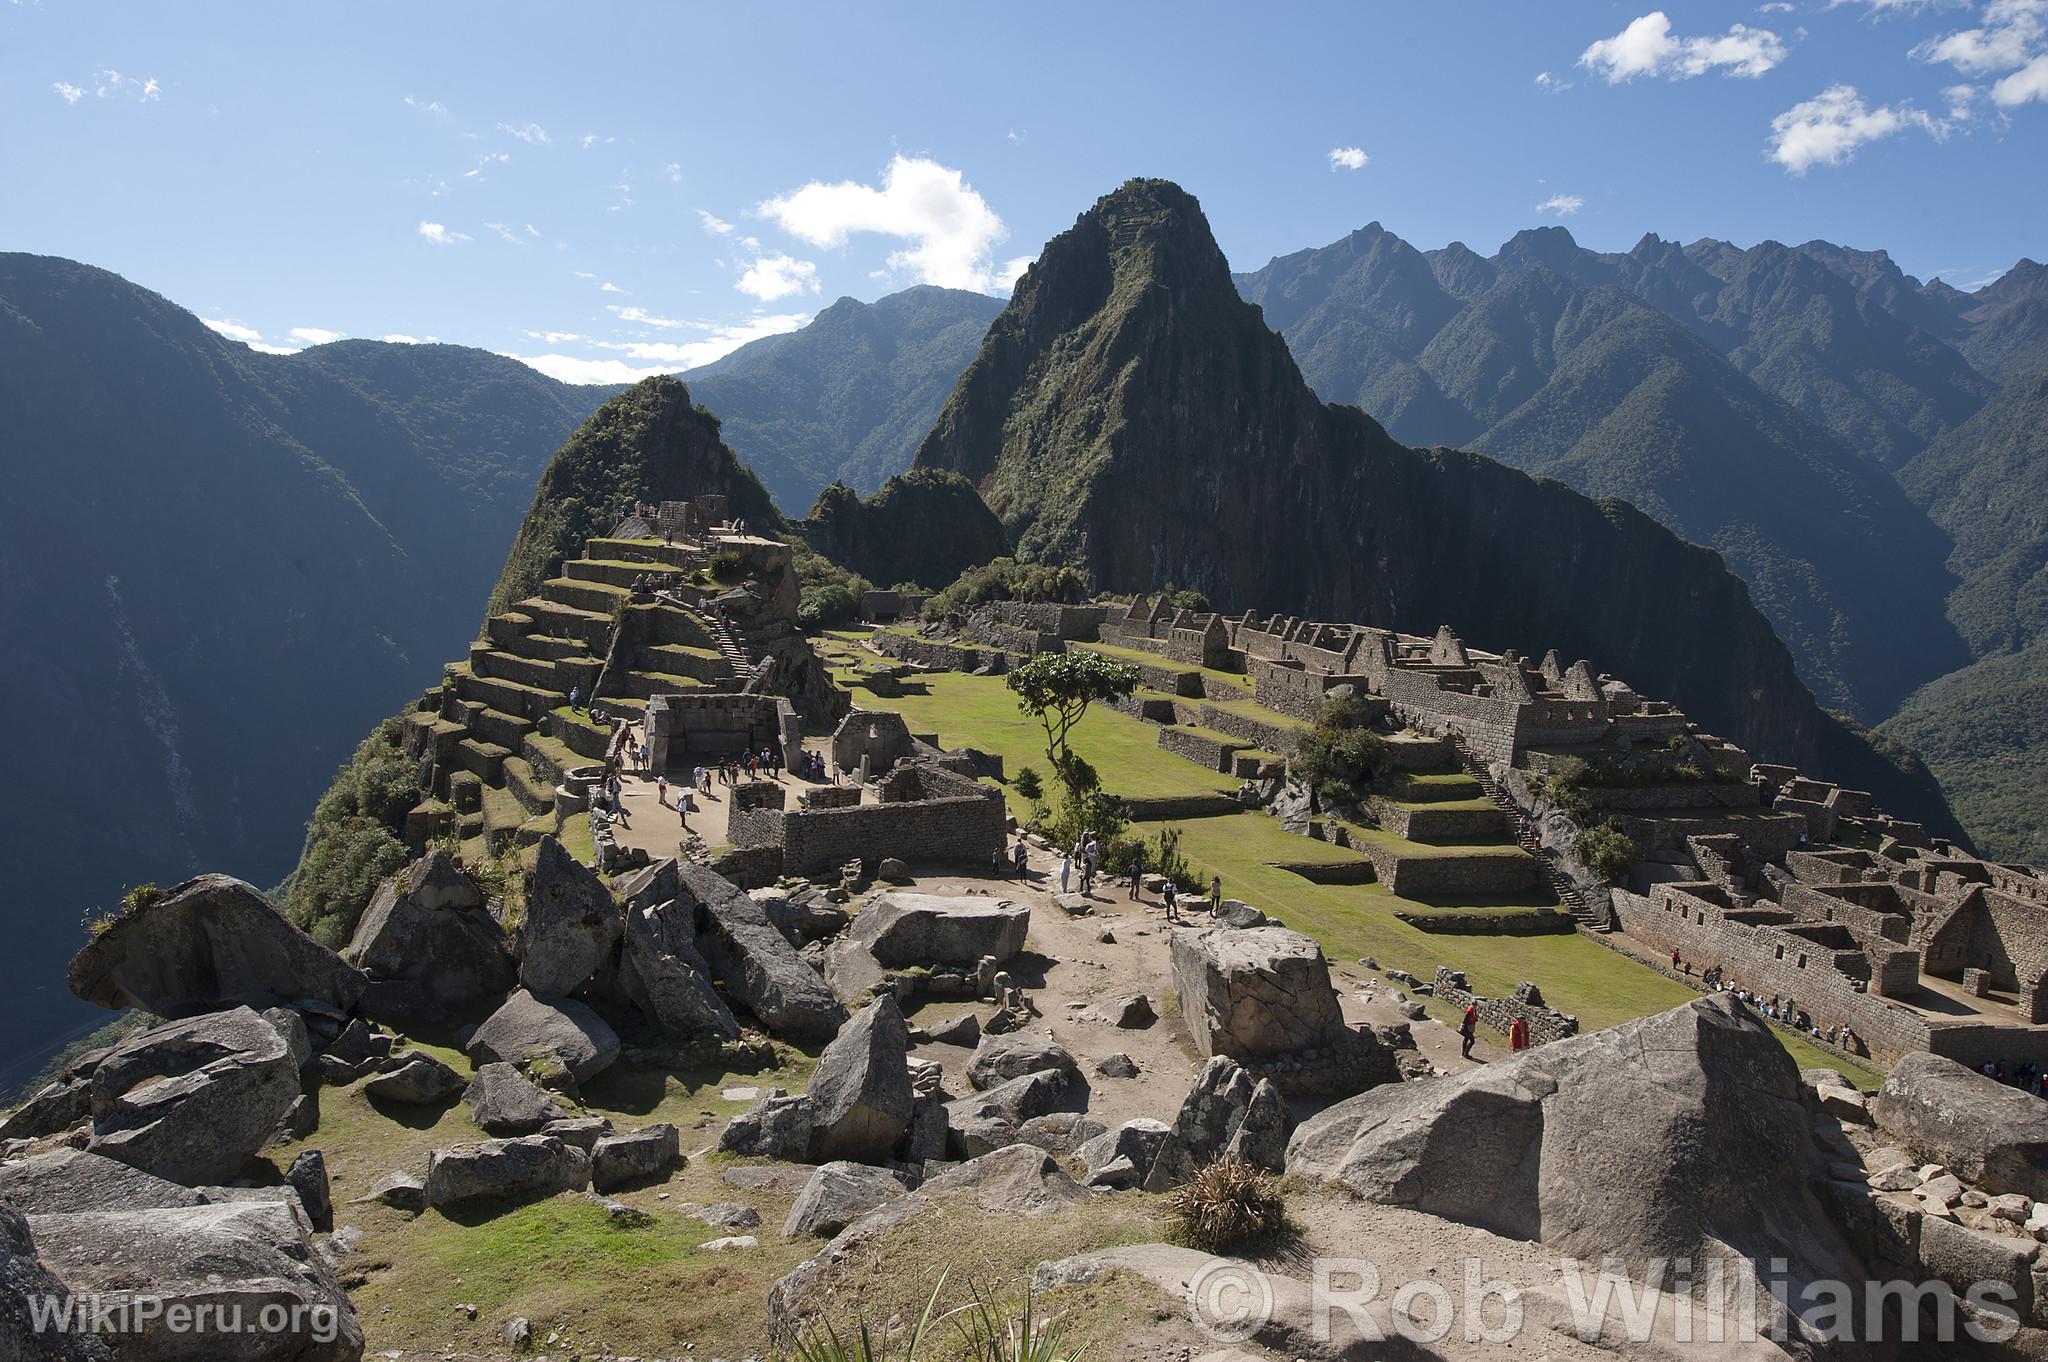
[1445,733,1609,930]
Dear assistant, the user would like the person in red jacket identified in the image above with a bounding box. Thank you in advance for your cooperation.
[1460,1004,1478,1060]
[1509,1015,1531,1053]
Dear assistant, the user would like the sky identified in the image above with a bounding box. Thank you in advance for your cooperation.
[5,0,2045,384]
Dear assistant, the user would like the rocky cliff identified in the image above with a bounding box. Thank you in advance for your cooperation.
[797,469,1007,591]
[913,179,1957,831]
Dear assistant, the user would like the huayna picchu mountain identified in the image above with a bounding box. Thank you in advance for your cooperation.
[913,179,1958,834]
[0,253,615,1086]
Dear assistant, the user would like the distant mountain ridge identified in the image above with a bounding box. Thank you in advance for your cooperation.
[681,286,1004,515]
[0,252,615,1084]
[1235,221,1973,721]
[911,179,1956,837]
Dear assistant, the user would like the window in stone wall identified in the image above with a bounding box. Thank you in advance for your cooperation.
[1776,944,1785,960]
[1797,954,1807,968]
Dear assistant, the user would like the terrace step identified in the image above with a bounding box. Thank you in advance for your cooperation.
[515,596,614,651]
[469,707,537,754]
[449,668,559,723]
[539,576,628,616]
[565,558,677,591]
[454,737,512,783]
[584,537,702,570]
[503,755,555,816]
[636,642,733,683]
[472,647,563,692]
[498,629,597,663]
[1444,732,1610,931]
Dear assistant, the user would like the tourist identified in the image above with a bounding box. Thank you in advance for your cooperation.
[1163,878,1181,924]
[1130,845,1146,901]
[1013,841,1029,879]
[569,685,582,713]
[993,847,1007,878]
[1209,875,1223,916]
[1670,948,1681,972]
[1508,1015,1530,1052]
[1059,853,1071,894]
[1460,1003,1479,1060]
[678,788,691,832]
[655,774,670,808]
[1085,835,1101,882]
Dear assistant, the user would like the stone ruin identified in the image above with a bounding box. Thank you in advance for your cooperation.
[1430,968,1579,1046]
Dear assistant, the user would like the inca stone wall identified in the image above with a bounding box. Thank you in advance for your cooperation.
[1431,968,1578,1045]
[1157,726,1246,772]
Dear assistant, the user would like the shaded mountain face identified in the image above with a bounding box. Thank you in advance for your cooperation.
[680,286,1004,512]
[1882,636,2048,865]
[487,375,783,616]
[797,469,1006,591]
[911,179,1954,835]
[1237,227,1970,721]
[0,253,612,1084]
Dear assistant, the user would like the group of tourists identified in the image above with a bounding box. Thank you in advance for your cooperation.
[1980,1060,2048,1099]
[1693,964,1865,1054]
[1457,1004,1533,1059]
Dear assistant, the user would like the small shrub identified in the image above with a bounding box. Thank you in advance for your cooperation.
[1012,766,1043,803]
[953,1279,1087,1362]
[1576,821,1643,883]
[708,548,745,580]
[1167,1157,1289,1251]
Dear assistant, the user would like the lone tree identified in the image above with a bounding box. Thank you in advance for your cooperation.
[1006,651,1141,807]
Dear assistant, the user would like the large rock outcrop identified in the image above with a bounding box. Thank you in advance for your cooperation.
[343,850,513,1017]
[615,875,741,1045]
[67,874,364,1017]
[466,989,620,1083]
[1169,925,1393,1096]
[1286,994,1863,1323]
[0,1149,205,1216]
[848,892,1029,967]
[87,1007,301,1186]
[1869,1050,2048,1199]
[28,1200,364,1361]
[681,863,845,1042]
[519,836,622,997]
[424,1135,592,1207]
[804,996,915,1163]
[0,1207,113,1361]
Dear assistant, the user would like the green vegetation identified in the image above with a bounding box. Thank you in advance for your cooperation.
[281,713,417,948]
[793,539,875,631]
[1005,651,1143,814]
[1881,637,2048,863]
[1167,1158,1289,1252]
[924,557,1087,619]
[1575,822,1644,884]
[1287,695,1386,813]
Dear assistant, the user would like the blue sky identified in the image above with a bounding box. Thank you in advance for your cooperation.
[5,0,2044,383]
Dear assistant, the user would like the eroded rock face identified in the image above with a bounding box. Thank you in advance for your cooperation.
[1870,1052,2048,1200]
[849,892,1029,967]
[0,1149,204,1216]
[362,1051,464,1105]
[28,1200,363,1362]
[87,1007,301,1186]
[1286,994,1862,1318]
[804,997,914,1163]
[1140,1056,1286,1191]
[0,1207,113,1361]
[67,874,365,1017]
[591,1125,680,1191]
[944,1069,1071,1158]
[344,850,513,1016]
[519,837,623,997]
[682,864,846,1042]
[467,990,620,1082]
[425,1135,591,1207]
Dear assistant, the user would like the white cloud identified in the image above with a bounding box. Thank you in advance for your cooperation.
[1759,1,1796,11]
[1536,194,1586,214]
[484,222,525,244]
[736,252,821,302]
[759,154,1017,293]
[288,327,346,345]
[507,312,812,384]
[497,121,549,145]
[697,210,735,236]
[54,69,160,104]
[1534,70,1574,92]
[599,281,625,293]
[525,223,540,237]
[608,305,689,328]
[201,317,262,343]
[1997,50,2048,100]
[403,94,447,116]
[579,133,614,149]
[665,162,683,184]
[417,221,471,245]
[381,333,432,344]
[52,81,84,103]
[1327,146,1369,170]
[1767,83,1946,170]
[247,342,299,356]
[1581,12,1789,81]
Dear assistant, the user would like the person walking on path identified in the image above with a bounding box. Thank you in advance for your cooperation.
[1059,853,1072,894]
[1460,1003,1479,1060]
[678,787,692,833]
[1163,879,1181,924]
[1209,876,1223,916]
[1013,840,1029,879]
[655,774,670,808]
[1129,845,1147,902]
[1085,835,1101,888]
[1508,1015,1530,1053]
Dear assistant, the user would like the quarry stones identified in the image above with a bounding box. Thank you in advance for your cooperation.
[1870,1051,2048,1201]
[804,996,915,1163]
[682,862,847,1042]
[966,1033,1079,1090]
[0,1149,204,1216]
[425,1135,592,1207]
[616,894,741,1045]
[848,891,1030,967]
[362,1050,464,1105]
[67,873,365,1018]
[86,1006,300,1186]
[781,1161,905,1237]
[344,849,514,1016]
[519,836,622,996]
[464,1062,568,1135]
[27,1200,364,1362]
[467,989,620,1082]
[1169,924,1391,1096]
[591,1124,681,1191]
[0,1206,113,1362]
